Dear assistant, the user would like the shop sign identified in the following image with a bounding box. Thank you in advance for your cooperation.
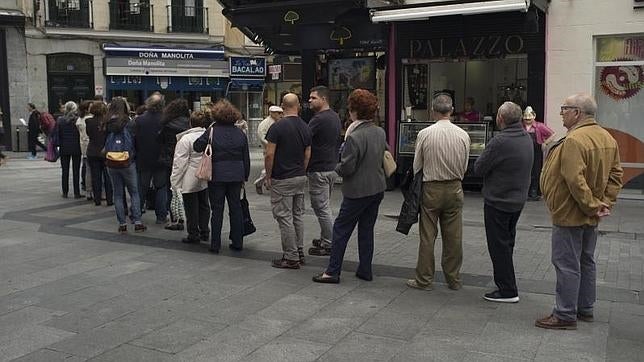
[103,45,228,77]
[268,65,282,80]
[229,57,267,78]
[597,36,644,62]
[409,35,525,59]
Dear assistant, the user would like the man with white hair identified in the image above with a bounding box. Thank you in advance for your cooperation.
[254,105,283,194]
[535,93,622,330]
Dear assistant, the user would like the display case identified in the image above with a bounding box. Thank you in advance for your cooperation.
[455,122,489,156]
[397,121,489,157]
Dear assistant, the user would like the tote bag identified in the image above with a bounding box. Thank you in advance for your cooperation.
[195,127,213,181]
[241,187,256,236]
[383,150,397,177]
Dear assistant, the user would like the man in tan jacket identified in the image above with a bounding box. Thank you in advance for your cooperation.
[535,93,623,330]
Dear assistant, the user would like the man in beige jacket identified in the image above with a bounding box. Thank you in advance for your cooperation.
[535,93,623,330]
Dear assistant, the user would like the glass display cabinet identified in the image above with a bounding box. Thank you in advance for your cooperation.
[455,122,489,156]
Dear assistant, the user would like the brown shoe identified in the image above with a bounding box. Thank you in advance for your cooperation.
[406,279,433,291]
[271,258,300,269]
[535,314,577,330]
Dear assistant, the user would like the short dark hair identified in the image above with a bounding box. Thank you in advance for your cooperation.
[78,100,92,117]
[28,103,36,110]
[310,85,330,100]
[211,99,241,125]
[348,89,378,120]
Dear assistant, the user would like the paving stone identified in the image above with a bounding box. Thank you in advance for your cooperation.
[88,344,174,362]
[357,309,429,340]
[463,351,531,361]
[535,322,609,362]
[244,336,332,362]
[10,348,85,362]
[606,337,644,362]
[255,294,331,322]
[130,318,227,354]
[470,321,547,360]
[316,332,405,362]
[608,310,644,342]
[0,325,76,362]
[283,316,363,345]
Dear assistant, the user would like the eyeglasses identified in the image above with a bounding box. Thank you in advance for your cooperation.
[560,105,579,112]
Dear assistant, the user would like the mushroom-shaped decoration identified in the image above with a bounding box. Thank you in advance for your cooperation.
[284,11,300,25]
[331,26,352,46]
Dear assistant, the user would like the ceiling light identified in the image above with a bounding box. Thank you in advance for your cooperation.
[371,0,529,23]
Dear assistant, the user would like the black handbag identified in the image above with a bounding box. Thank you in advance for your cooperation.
[241,187,256,236]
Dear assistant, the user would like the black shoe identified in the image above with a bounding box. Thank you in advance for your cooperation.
[134,224,147,233]
[355,272,373,281]
[229,244,243,251]
[200,234,209,242]
[62,193,69,199]
[308,247,331,256]
[577,312,594,322]
[298,249,305,265]
[74,194,83,199]
[483,290,519,303]
[182,237,200,244]
[165,223,184,231]
[118,225,127,234]
[106,202,114,206]
[208,247,220,254]
[271,258,300,269]
[94,201,102,206]
[312,238,331,249]
[312,273,340,284]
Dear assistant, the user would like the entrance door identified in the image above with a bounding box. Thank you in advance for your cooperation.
[47,54,95,114]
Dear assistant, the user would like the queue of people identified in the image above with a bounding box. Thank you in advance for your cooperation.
[30,88,621,333]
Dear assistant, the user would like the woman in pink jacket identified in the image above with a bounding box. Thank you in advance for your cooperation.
[523,106,554,201]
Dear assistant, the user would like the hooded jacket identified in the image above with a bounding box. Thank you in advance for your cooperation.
[170,127,208,193]
[159,116,190,168]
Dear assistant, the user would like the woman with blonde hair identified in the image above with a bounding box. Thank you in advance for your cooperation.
[522,106,554,201]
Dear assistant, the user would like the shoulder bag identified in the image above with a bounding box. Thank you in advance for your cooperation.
[195,127,213,181]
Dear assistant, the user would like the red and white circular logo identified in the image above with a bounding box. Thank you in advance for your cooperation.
[600,61,644,101]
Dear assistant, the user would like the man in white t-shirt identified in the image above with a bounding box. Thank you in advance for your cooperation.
[254,105,283,193]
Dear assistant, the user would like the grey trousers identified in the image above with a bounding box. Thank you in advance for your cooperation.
[308,171,337,246]
[551,225,598,321]
[271,176,307,261]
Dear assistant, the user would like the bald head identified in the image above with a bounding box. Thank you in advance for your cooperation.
[497,102,522,127]
[566,93,597,119]
[281,93,300,116]
[145,93,165,112]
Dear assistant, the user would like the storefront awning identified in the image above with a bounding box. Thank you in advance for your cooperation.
[370,0,548,23]
[0,9,25,26]
[227,78,264,93]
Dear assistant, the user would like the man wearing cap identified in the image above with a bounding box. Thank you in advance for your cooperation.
[254,105,283,193]
[307,86,342,256]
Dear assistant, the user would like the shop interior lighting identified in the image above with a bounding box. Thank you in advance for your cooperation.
[370,0,530,23]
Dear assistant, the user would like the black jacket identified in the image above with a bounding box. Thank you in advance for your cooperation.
[473,122,533,212]
[193,123,250,182]
[56,114,81,156]
[396,169,423,235]
[158,116,190,168]
[28,111,40,135]
[134,110,163,169]
[85,116,106,158]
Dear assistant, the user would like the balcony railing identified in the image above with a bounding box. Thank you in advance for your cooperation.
[109,1,153,31]
[166,5,208,34]
[46,0,93,28]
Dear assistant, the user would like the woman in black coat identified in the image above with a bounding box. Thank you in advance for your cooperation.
[86,101,113,206]
[194,99,250,254]
[56,101,82,198]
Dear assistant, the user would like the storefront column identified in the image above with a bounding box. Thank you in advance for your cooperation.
[301,49,315,121]
[386,23,397,156]
[0,28,10,149]
[527,50,545,121]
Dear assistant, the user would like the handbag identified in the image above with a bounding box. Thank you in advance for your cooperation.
[383,150,397,177]
[241,187,256,236]
[195,127,213,181]
[170,189,186,222]
[44,137,59,162]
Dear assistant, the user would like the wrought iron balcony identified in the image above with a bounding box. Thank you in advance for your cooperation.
[46,0,93,28]
[109,1,153,31]
[166,5,209,34]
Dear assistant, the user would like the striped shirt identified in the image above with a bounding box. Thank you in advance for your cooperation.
[413,119,471,181]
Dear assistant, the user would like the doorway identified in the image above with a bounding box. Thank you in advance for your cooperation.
[47,53,95,115]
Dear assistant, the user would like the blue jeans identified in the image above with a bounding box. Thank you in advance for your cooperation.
[326,192,384,278]
[137,167,168,220]
[107,163,142,225]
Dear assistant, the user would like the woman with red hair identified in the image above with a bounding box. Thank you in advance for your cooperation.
[313,89,387,284]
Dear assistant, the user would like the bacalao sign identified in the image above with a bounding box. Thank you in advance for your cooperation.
[229,56,267,78]
[104,46,228,77]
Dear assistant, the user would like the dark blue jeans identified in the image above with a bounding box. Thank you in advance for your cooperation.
[326,192,384,278]
[208,182,243,251]
[107,163,142,225]
[88,156,113,204]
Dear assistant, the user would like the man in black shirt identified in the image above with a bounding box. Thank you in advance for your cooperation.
[306,86,341,256]
[265,93,312,269]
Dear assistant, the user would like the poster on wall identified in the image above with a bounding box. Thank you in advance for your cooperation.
[328,57,376,91]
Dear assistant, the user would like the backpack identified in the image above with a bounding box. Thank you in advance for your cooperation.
[104,126,134,168]
[39,112,56,135]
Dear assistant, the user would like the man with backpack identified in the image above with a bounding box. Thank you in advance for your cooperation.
[27,103,46,159]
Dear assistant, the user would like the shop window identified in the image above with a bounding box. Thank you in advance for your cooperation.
[594,35,644,192]
[130,0,141,15]
[185,0,195,17]
[57,0,80,10]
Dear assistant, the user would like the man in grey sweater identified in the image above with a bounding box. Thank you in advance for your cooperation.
[474,102,533,303]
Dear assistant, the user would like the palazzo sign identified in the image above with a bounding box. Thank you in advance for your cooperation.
[409,35,525,59]
[103,46,228,77]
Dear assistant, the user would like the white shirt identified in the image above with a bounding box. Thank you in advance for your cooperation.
[413,119,471,181]
[257,115,277,148]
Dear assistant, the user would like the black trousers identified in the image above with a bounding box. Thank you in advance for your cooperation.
[183,189,210,241]
[88,156,113,204]
[484,204,522,297]
[137,167,168,220]
[60,154,81,196]
[326,192,384,278]
[208,182,243,251]
[28,133,46,156]
[529,142,543,197]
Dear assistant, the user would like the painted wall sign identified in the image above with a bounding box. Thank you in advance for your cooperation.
[408,35,525,59]
[229,57,267,78]
[104,46,225,60]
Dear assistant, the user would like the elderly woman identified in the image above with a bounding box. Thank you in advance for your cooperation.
[171,110,210,244]
[313,89,387,284]
[522,106,554,201]
[194,100,250,254]
[56,101,82,198]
